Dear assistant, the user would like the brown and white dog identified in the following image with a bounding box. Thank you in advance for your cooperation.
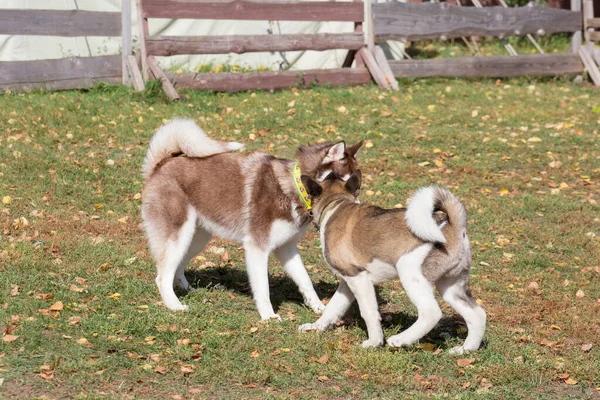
[298,172,486,354]
[141,118,363,320]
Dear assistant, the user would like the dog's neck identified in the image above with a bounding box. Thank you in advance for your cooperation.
[314,194,355,229]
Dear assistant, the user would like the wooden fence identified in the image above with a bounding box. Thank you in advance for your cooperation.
[2,1,598,94]
[0,4,133,92]
[136,0,395,99]
[373,1,588,80]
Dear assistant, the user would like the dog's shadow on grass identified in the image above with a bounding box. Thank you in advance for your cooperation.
[184,267,476,350]
[184,266,338,311]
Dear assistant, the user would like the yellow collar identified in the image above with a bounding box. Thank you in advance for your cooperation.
[292,162,312,211]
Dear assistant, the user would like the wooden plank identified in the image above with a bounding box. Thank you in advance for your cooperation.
[165,68,372,92]
[122,0,132,84]
[342,49,358,68]
[127,55,145,91]
[136,0,151,81]
[142,0,364,22]
[374,46,399,91]
[358,47,390,90]
[594,49,600,66]
[373,3,582,41]
[146,33,364,56]
[147,56,180,100]
[572,0,582,54]
[0,55,122,91]
[0,10,121,37]
[587,18,600,28]
[388,54,584,78]
[365,0,374,53]
[578,47,600,86]
[343,17,364,68]
[588,31,600,41]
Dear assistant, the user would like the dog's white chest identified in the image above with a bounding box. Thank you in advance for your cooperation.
[268,219,305,249]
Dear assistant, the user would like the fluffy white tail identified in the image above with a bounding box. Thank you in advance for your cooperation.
[405,186,467,244]
[142,118,244,180]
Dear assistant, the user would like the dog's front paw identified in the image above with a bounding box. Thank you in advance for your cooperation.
[308,300,326,314]
[448,345,475,355]
[261,313,282,322]
[361,338,384,348]
[386,334,414,348]
[298,322,325,332]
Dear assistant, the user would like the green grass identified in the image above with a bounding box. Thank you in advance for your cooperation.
[1,78,599,399]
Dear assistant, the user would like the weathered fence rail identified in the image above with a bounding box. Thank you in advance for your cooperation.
[0,6,132,92]
[388,53,584,78]
[374,2,582,41]
[373,1,588,81]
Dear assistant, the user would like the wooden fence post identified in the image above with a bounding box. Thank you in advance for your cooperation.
[136,0,151,82]
[122,0,132,85]
[364,0,374,53]
[572,0,582,53]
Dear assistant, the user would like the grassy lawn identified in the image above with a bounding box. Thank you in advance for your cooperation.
[1,78,599,399]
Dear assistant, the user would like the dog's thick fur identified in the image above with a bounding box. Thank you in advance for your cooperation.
[141,118,362,320]
[298,172,486,354]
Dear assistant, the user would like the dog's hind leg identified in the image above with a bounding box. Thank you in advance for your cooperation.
[174,227,211,291]
[156,206,197,311]
[274,241,325,313]
[388,243,442,348]
[437,274,486,354]
[299,279,354,332]
[344,272,384,348]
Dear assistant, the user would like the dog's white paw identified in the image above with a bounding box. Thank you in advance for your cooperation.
[261,313,282,322]
[386,334,413,348]
[298,322,325,332]
[448,345,477,355]
[167,303,189,312]
[308,300,326,314]
[361,338,384,348]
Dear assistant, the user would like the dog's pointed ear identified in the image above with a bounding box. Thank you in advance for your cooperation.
[344,170,362,196]
[301,175,323,197]
[323,141,346,163]
[346,140,364,158]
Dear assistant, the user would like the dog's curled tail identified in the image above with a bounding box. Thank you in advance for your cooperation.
[142,118,244,180]
[405,186,467,245]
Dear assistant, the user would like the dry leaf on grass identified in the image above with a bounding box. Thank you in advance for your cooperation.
[2,334,19,342]
[10,285,20,297]
[581,343,593,352]
[457,358,475,367]
[316,355,329,364]
[39,365,54,380]
[180,364,195,375]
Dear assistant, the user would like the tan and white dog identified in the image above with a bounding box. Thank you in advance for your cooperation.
[298,172,486,354]
[141,118,363,320]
